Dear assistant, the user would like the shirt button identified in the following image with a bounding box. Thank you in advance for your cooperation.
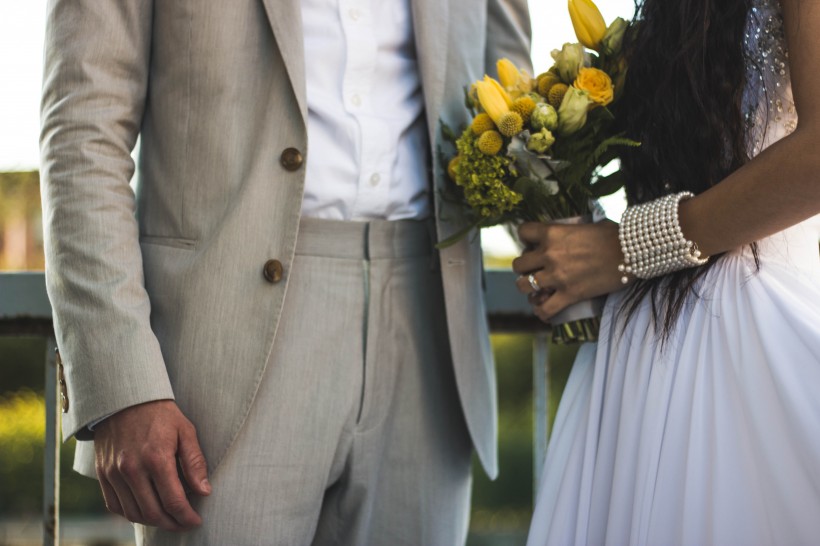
[280,148,304,171]
[262,259,284,284]
[349,8,363,20]
[369,173,381,186]
[350,94,362,107]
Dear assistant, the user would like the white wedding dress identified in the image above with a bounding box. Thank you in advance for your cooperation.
[526,1,820,544]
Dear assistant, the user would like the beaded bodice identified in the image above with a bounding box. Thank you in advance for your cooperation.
[743,0,797,156]
[742,0,820,268]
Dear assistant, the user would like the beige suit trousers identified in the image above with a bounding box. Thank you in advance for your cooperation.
[136,218,473,545]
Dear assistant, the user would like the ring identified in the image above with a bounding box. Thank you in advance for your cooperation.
[527,274,541,293]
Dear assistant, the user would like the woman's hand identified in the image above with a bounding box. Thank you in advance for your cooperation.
[512,220,627,322]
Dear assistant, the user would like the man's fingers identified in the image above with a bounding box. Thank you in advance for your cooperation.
[106,471,148,525]
[178,426,211,496]
[98,474,124,516]
[150,454,203,528]
[121,468,186,532]
[115,455,183,531]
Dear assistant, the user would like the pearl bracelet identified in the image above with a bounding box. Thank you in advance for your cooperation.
[617,191,709,284]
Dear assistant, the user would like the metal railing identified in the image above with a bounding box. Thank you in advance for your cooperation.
[0,272,60,545]
[0,270,551,546]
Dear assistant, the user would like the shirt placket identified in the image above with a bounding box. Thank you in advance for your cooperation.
[339,0,391,219]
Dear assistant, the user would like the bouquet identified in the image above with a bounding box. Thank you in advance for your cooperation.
[440,0,639,344]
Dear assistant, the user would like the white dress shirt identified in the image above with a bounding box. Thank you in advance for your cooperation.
[300,0,431,220]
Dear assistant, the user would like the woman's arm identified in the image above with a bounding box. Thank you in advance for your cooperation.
[679,0,820,256]
[513,0,820,321]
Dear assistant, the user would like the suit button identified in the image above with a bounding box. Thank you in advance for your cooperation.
[280,148,304,171]
[263,259,284,284]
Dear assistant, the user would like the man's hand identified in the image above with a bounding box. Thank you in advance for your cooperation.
[512,220,627,322]
[94,400,211,532]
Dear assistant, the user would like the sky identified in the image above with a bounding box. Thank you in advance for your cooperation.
[0,0,635,254]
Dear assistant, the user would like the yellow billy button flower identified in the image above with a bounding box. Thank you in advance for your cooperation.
[478,130,504,155]
[511,96,537,123]
[574,67,614,107]
[568,0,607,51]
[547,83,569,110]
[537,71,561,98]
[475,76,513,125]
[497,111,524,138]
[448,156,461,180]
[471,113,496,135]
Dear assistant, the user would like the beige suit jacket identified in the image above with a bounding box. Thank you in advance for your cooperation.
[40,0,531,479]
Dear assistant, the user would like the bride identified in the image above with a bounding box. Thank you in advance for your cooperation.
[514,0,820,543]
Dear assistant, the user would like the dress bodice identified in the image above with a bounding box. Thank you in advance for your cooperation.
[744,0,797,154]
[742,0,820,273]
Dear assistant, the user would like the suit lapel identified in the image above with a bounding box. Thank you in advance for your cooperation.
[260,0,307,123]
[411,0,451,147]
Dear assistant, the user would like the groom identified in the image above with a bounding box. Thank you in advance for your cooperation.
[40,0,530,543]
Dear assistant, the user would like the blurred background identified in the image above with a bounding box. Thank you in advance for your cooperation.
[0,1,634,544]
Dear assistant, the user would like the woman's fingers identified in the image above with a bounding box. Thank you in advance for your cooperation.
[512,250,545,275]
[515,219,625,306]
[515,271,557,295]
[517,222,546,245]
[533,292,573,322]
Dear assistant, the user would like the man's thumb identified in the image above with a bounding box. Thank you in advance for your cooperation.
[178,427,211,496]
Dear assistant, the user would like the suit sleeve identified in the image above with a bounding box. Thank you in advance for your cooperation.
[40,0,174,441]
[485,0,533,76]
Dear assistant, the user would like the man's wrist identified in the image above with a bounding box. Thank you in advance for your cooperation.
[87,412,117,432]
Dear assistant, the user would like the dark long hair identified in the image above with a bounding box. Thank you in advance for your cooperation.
[617,0,756,335]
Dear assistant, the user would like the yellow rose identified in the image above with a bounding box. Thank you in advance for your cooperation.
[573,67,614,107]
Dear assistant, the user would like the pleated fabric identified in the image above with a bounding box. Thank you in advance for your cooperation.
[527,219,820,545]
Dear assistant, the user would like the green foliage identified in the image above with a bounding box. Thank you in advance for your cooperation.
[454,128,521,219]
[0,336,47,396]
[471,334,534,533]
[0,390,106,515]
[470,334,580,536]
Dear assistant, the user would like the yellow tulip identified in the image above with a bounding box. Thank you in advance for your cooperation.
[568,0,607,51]
[488,76,514,108]
[497,58,521,90]
[497,58,534,96]
[475,76,512,124]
